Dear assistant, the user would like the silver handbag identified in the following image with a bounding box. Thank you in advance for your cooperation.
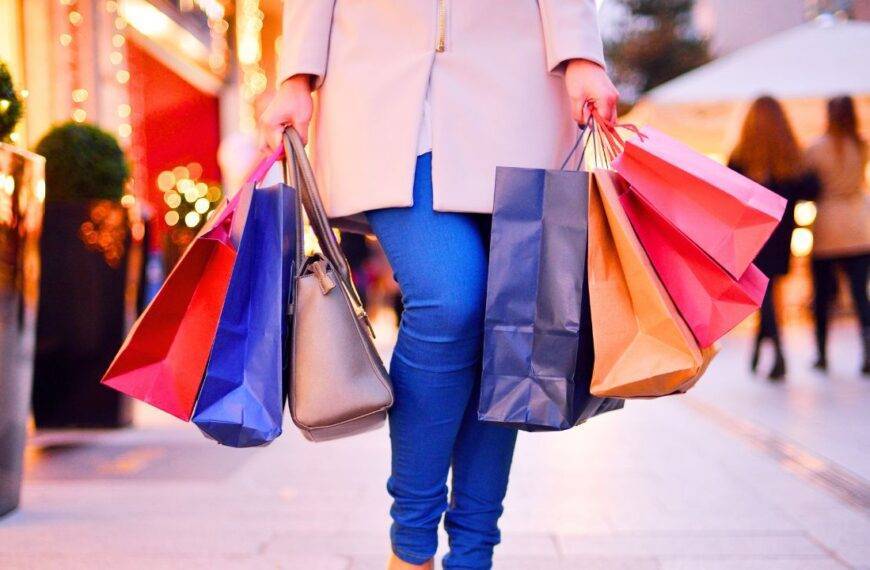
[283,129,394,442]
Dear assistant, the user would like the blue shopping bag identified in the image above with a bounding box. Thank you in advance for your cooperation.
[192,181,297,447]
[478,165,623,431]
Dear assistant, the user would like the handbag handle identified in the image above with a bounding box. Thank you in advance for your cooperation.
[281,128,364,307]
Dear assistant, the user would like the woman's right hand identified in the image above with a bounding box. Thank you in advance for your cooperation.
[259,74,314,150]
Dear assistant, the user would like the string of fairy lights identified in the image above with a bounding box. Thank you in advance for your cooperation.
[57,0,86,124]
[184,0,231,76]
[55,0,132,142]
[53,0,266,223]
[107,1,133,143]
[237,0,267,133]
[55,0,263,134]
[55,0,263,136]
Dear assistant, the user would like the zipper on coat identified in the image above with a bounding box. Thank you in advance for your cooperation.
[436,0,447,52]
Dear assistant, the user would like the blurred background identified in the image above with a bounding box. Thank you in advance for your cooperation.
[0,1,867,568]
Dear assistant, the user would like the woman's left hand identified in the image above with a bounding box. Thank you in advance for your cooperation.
[564,59,620,126]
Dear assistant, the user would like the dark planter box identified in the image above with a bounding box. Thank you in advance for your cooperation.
[31,200,133,429]
[0,144,44,517]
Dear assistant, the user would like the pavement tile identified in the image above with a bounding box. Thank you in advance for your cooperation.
[262,531,391,559]
[692,327,870,482]
[3,554,347,570]
[348,554,391,569]
[0,524,273,557]
[606,508,801,533]
[490,532,560,557]
[557,532,828,558]
[499,505,613,534]
[658,559,847,570]
[7,328,869,568]
[494,556,660,570]
[557,557,661,570]
[489,556,562,570]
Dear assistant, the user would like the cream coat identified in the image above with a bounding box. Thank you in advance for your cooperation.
[806,135,870,258]
[280,0,605,217]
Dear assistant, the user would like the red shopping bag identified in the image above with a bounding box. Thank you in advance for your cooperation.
[101,149,282,420]
[618,184,768,348]
[612,126,786,279]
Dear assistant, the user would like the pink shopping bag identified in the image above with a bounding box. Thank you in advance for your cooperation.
[613,126,787,279]
[617,183,768,348]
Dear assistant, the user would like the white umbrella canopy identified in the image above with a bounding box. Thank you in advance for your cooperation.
[626,19,870,157]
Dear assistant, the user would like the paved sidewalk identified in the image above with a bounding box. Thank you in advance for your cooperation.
[2,326,868,569]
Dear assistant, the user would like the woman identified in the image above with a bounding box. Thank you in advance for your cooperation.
[728,96,819,381]
[260,3,618,569]
[806,95,869,376]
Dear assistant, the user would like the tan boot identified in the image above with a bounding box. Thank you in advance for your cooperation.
[387,553,434,570]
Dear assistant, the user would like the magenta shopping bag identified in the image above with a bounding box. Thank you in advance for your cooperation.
[612,126,787,279]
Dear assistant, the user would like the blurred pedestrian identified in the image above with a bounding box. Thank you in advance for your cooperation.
[806,95,870,376]
[729,96,820,381]
[339,232,372,307]
[260,3,618,569]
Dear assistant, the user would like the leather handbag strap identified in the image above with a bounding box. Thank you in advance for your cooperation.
[282,133,306,272]
[281,128,363,305]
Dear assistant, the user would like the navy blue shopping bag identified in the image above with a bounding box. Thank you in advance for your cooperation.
[478,165,623,431]
[192,181,297,447]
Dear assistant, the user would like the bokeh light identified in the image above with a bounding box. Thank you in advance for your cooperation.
[791,227,814,257]
[794,201,817,227]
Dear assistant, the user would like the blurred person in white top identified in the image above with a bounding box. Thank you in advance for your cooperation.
[805,95,869,375]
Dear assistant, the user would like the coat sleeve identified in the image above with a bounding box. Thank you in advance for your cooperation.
[538,0,606,74]
[278,0,337,88]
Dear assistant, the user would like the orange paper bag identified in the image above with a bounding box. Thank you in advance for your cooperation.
[589,170,717,398]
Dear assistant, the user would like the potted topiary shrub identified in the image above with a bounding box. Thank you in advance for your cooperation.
[0,60,43,517]
[0,61,23,143]
[31,122,135,428]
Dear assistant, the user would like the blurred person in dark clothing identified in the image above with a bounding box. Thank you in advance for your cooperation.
[340,231,373,306]
[805,95,870,376]
[729,96,820,381]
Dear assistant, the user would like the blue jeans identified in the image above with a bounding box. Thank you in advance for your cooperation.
[366,153,518,569]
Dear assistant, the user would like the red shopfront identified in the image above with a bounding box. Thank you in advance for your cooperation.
[127,40,222,258]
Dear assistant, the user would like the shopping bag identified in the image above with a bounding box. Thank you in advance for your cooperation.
[612,126,787,279]
[192,182,296,447]
[588,170,717,398]
[479,165,623,431]
[101,149,281,421]
[618,182,768,348]
[100,195,240,420]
